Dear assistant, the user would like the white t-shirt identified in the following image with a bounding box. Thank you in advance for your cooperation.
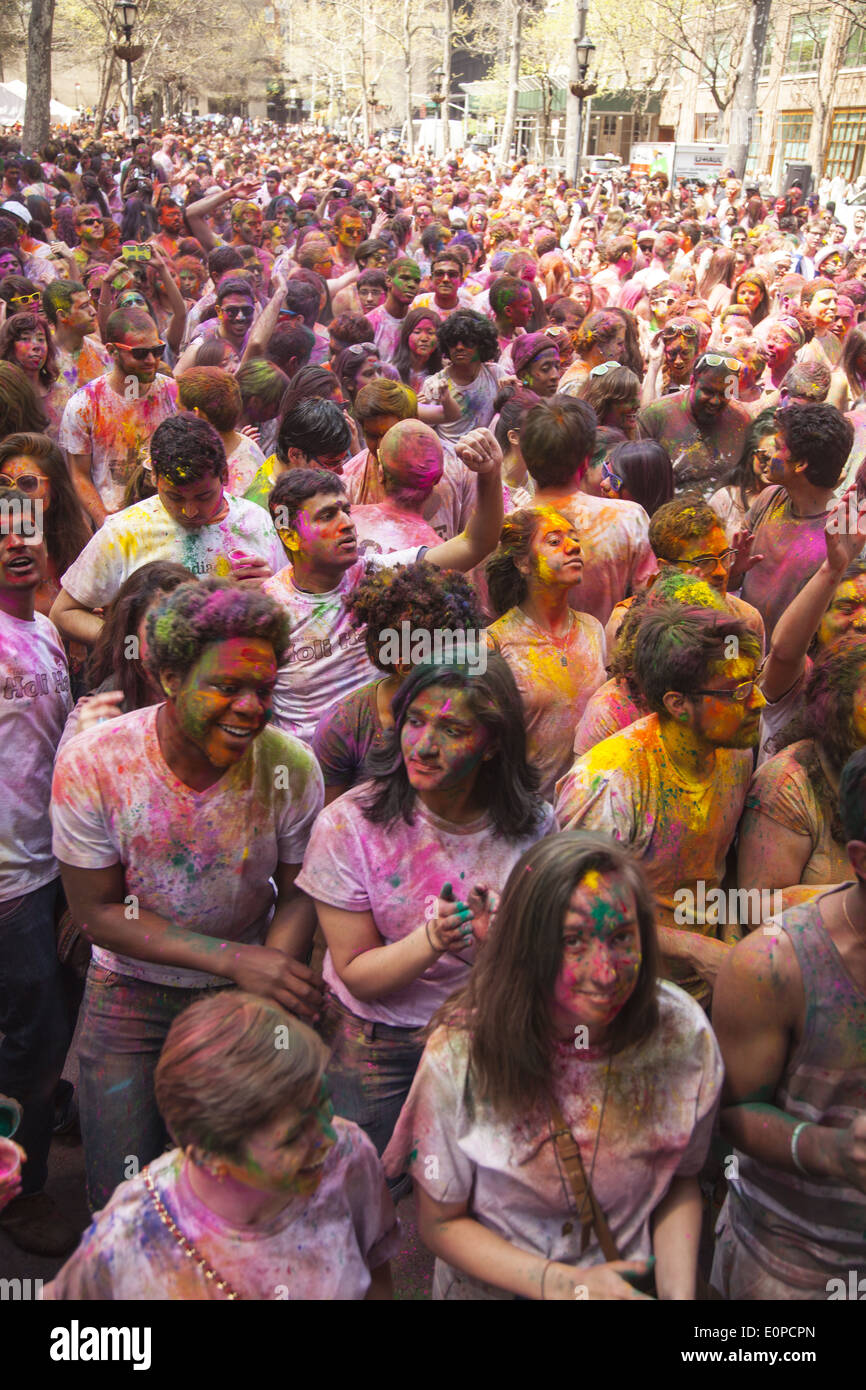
[59,373,179,513]
[50,705,324,987]
[225,433,266,495]
[43,1124,400,1301]
[60,492,286,609]
[0,610,72,901]
[296,783,556,1027]
[263,547,425,744]
[383,984,723,1299]
[365,304,403,364]
[420,363,507,441]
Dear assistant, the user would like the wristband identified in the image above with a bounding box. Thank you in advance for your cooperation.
[425,920,444,955]
[791,1120,813,1176]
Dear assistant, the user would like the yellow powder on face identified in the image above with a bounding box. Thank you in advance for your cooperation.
[581,867,603,893]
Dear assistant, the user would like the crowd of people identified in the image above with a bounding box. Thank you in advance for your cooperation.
[0,120,864,1303]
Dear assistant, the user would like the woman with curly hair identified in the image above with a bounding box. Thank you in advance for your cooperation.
[419,308,506,439]
[51,577,326,1211]
[485,507,606,795]
[0,312,67,438]
[392,306,444,394]
[295,656,554,1183]
[312,560,485,802]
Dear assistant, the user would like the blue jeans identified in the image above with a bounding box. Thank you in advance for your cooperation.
[319,995,424,1185]
[0,879,69,1195]
[77,964,229,1211]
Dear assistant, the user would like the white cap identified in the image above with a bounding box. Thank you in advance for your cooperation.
[0,200,31,225]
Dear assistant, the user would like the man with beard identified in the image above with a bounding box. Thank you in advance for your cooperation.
[638,351,752,496]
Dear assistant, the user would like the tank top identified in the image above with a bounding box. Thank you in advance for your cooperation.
[728,885,866,1289]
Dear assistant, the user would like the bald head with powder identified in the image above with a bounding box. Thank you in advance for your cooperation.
[379,419,444,502]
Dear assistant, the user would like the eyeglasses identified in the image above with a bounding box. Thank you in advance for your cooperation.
[671,549,737,576]
[697,353,742,373]
[600,459,623,493]
[110,341,166,360]
[692,675,763,704]
[661,325,699,342]
[222,306,254,320]
[589,360,621,378]
[344,341,378,357]
[0,473,45,493]
[651,295,676,307]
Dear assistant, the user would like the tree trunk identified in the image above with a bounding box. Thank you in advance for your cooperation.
[441,0,453,155]
[496,0,523,170]
[725,0,772,180]
[93,48,117,137]
[403,0,414,155]
[22,0,56,155]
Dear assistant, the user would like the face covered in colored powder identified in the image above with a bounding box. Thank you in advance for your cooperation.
[817,572,866,648]
[521,346,561,397]
[401,685,492,796]
[205,1078,337,1197]
[282,489,358,571]
[156,467,228,530]
[12,326,48,377]
[388,262,421,307]
[169,636,277,768]
[525,510,583,588]
[407,316,438,363]
[810,288,838,333]
[685,652,765,749]
[668,523,736,596]
[0,509,46,591]
[551,869,642,1039]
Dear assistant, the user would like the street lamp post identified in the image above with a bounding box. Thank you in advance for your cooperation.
[113,0,141,139]
[570,35,596,186]
[432,65,446,157]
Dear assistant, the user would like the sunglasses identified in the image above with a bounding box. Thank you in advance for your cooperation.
[344,341,378,357]
[222,306,254,320]
[0,473,45,493]
[111,341,166,360]
[697,353,742,373]
[589,360,622,378]
[600,459,623,492]
[661,325,698,342]
[432,268,461,279]
[10,292,41,308]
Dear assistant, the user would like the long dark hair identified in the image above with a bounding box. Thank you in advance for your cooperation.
[720,407,776,517]
[607,440,674,516]
[0,312,58,388]
[0,432,91,575]
[361,656,545,841]
[87,561,195,708]
[393,306,444,385]
[771,634,866,776]
[434,832,660,1116]
[486,508,545,615]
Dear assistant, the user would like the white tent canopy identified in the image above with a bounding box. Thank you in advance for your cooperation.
[0,81,78,127]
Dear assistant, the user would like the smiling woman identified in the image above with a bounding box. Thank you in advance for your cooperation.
[382,832,722,1301]
[42,993,399,1300]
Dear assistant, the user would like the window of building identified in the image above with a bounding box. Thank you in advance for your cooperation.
[601,114,618,139]
[824,108,866,180]
[843,15,866,66]
[784,12,829,74]
[772,111,812,174]
[695,111,723,142]
[760,33,774,77]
